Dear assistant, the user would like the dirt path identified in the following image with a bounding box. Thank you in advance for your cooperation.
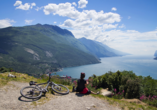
[0,81,121,110]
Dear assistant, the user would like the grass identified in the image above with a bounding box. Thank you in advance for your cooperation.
[0,72,42,87]
[0,72,71,107]
[1,72,157,110]
[91,94,157,110]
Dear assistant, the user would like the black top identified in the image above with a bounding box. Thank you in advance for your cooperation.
[76,79,86,92]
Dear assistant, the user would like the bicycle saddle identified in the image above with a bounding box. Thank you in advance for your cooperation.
[29,81,37,86]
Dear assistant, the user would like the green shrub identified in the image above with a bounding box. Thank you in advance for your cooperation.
[91,70,157,100]
[0,67,13,73]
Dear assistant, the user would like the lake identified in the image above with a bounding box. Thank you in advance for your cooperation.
[55,55,157,79]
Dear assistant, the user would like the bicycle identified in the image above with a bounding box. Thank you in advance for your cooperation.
[20,73,69,99]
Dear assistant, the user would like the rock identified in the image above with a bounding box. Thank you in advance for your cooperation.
[8,73,16,78]
[101,89,112,96]
[86,107,90,110]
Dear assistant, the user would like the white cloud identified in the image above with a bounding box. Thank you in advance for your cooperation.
[111,7,117,11]
[35,6,43,11]
[60,11,121,28]
[78,0,88,8]
[54,22,57,24]
[15,3,30,10]
[128,16,131,19]
[25,19,34,24]
[103,24,118,30]
[14,0,22,6]
[43,2,121,28]
[72,2,77,6]
[42,1,157,55]
[0,19,15,28]
[119,24,125,28]
[14,0,36,10]
[71,28,157,55]
[31,3,36,9]
[43,3,80,19]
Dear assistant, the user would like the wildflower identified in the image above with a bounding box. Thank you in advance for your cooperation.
[122,90,124,93]
[114,88,117,92]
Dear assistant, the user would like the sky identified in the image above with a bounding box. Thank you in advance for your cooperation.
[0,0,157,55]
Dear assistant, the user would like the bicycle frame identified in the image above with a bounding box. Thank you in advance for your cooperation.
[34,74,58,93]
[20,73,69,99]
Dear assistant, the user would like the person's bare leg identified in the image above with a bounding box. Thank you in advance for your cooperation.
[91,91,99,95]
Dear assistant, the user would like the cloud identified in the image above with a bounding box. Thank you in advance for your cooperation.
[103,24,118,30]
[42,1,157,55]
[31,3,36,9]
[44,2,121,29]
[35,6,43,11]
[54,22,57,24]
[14,0,22,6]
[72,2,77,6]
[78,0,88,8]
[14,0,36,10]
[119,24,125,28]
[111,7,117,11]
[0,19,15,28]
[25,19,34,24]
[43,2,121,46]
[128,16,131,19]
[71,27,157,55]
[60,11,121,28]
[43,3,80,19]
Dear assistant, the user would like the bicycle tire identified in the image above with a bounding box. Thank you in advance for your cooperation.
[52,84,69,95]
[20,86,42,99]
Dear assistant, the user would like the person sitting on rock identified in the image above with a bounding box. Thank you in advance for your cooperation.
[72,72,99,95]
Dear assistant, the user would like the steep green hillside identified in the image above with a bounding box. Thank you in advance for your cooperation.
[78,37,129,58]
[0,25,99,77]
[94,41,130,56]
[22,24,90,53]
[78,38,118,58]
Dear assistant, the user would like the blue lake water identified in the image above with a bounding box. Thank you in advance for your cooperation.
[55,55,157,79]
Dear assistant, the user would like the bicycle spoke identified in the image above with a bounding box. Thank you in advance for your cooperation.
[21,86,42,99]
[52,84,69,94]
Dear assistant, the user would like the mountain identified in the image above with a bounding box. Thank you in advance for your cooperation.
[27,24,90,53]
[154,50,157,57]
[154,50,157,60]
[78,37,129,58]
[94,41,130,56]
[0,24,99,77]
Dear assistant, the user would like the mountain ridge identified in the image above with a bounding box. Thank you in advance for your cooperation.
[0,24,99,77]
[154,50,157,60]
[78,37,129,58]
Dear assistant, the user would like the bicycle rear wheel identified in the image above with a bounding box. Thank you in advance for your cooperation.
[20,86,42,99]
[52,84,69,95]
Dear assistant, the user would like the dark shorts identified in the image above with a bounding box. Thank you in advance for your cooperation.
[86,90,91,94]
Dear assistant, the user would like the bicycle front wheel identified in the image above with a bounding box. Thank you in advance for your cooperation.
[52,84,69,95]
[20,86,42,99]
